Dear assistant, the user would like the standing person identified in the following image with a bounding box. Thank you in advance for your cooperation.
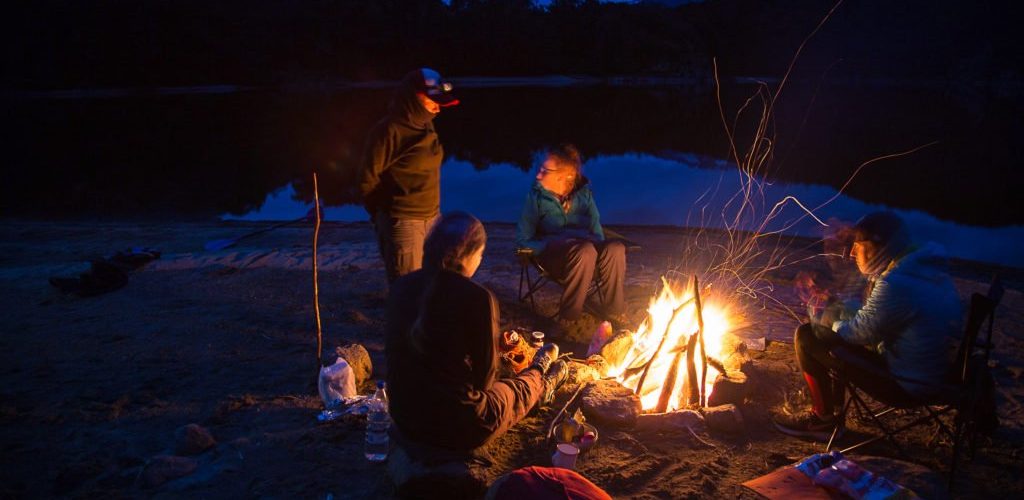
[358,68,459,284]
[515,144,626,322]
[773,211,964,440]
[386,211,568,455]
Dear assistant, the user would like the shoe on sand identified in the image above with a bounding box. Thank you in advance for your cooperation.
[541,360,570,405]
[772,411,844,442]
[530,343,559,374]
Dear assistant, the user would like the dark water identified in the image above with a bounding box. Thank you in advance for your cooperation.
[4,82,1022,265]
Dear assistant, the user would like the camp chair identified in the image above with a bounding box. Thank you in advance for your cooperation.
[824,276,1004,489]
[516,228,640,314]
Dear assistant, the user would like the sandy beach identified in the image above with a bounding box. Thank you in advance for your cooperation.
[1,219,1022,498]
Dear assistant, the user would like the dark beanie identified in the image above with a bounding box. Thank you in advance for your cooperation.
[853,212,906,246]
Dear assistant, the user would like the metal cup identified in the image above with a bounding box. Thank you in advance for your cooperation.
[551,443,580,469]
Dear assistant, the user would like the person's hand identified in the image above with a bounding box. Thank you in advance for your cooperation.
[820,297,845,326]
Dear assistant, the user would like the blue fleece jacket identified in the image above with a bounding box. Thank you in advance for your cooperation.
[515,178,604,254]
[831,242,964,396]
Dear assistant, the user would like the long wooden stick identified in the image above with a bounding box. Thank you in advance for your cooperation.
[685,326,700,405]
[635,292,695,397]
[547,383,587,442]
[694,275,708,406]
[655,343,686,413]
[313,173,323,369]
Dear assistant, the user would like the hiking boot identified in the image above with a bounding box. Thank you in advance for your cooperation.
[530,343,559,374]
[541,360,570,405]
[772,411,844,442]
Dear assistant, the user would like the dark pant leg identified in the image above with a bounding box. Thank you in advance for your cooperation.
[463,368,545,449]
[373,212,435,283]
[794,323,842,417]
[795,323,912,418]
[827,344,915,404]
[538,239,597,320]
[595,239,626,315]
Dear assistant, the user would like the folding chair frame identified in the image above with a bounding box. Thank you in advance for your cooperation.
[824,276,1003,490]
[515,229,640,315]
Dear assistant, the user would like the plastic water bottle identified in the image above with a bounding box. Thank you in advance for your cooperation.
[364,380,390,462]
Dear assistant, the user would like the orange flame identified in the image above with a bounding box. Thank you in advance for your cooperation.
[610,278,731,412]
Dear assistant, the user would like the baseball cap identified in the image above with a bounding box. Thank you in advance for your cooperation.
[407,68,459,107]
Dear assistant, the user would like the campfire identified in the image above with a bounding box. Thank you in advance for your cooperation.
[607,275,734,412]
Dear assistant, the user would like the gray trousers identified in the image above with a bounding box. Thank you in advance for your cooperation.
[538,238,626,320]
[373,212,438,284]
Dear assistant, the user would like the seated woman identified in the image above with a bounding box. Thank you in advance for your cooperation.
[773,211,964,441]
[386,211,567,456]
[516,144,626,321]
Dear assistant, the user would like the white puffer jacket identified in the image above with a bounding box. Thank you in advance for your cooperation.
[832,242,964,396]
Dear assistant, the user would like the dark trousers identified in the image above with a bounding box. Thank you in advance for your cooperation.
[373,212,438,283]
[794,323,912,418]
[462,369,545,449]
[538,238,626,321]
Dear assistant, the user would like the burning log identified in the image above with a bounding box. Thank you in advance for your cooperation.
[634,292,695,397]
[654,341,686,414]
[684,327,700,406]
[693,275,708,407]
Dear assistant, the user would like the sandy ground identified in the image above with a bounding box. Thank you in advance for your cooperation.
[1,219,1022,498]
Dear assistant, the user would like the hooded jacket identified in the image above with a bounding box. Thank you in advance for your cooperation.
[385,269,503,450]
[357,74,443,219]
[831,242,964,396]
[515,177,604,254]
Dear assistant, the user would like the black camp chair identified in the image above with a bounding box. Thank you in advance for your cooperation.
[824,276,1004,489]
[516,228,640,314]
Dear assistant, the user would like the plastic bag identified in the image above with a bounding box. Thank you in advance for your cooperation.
[318,357,357,406]
[813,459,917,499]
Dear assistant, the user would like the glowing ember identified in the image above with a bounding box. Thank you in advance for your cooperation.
[609,278,731,412]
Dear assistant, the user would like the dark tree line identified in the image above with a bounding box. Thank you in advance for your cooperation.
[4,0,1021,90]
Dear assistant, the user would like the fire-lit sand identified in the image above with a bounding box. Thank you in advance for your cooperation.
[1,220,1023,497]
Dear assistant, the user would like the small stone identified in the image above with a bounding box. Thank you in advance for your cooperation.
[635,409,705,433]
[565,361,600,386]
[598,330,635,368]
[140,455,197,488]
[175,424,216,456]
[335,344,372,387]
[585,355,610,378]
[581,379,642,428]
[707,371,749,407]
[702,404,745,434]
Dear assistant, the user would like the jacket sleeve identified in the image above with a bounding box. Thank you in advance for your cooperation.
[469,288,499,390]
[357,124,395,215]
[831,275,913,347]
[515,192,547,254]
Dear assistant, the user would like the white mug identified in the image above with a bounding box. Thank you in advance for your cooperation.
[551,442,580,469]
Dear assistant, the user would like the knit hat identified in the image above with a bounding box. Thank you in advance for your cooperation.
[852,211,911,274]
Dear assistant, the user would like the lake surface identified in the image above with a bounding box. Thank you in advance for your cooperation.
[4,81,1022,266]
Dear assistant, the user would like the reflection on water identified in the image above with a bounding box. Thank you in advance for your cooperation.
[227,153,1024,268]
[4,82,1021,261]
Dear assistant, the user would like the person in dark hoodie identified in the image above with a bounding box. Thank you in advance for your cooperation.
[358,68,459,284]
[773,211,963,441]
[515,144,626,322]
